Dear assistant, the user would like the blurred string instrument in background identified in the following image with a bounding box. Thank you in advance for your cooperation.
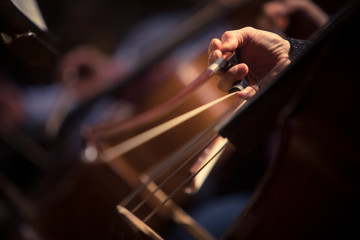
[1,0,360,240]
[0,0,261,239]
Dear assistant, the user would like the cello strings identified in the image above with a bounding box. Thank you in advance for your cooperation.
[120,130,216,207]
[142,138,230,223]
[130,133,218,213]
[139,98,248,221]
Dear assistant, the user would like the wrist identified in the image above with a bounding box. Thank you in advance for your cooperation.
[287,37,312,61]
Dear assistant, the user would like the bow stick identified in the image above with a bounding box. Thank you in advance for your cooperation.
[86,53,233,142]
[83,51,244,162]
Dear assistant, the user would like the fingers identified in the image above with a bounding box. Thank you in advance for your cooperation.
[208,38,223,64]
[208,28,257,93]
[236,85,258,99]
[209,27,255,58]
[208,28,251,63]
[208,38,222,54]
[220,27,253,52]
[217,63,249,92]
[220,31,240,52]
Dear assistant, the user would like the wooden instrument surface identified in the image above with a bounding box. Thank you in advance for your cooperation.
[2,1,359,240]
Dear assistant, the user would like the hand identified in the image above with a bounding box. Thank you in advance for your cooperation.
[208,27,291,98]
[256,0,329,38]
[57,45,124,101]
[282,0,329,27]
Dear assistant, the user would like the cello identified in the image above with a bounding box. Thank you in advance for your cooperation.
[221,1,360,239]
[84,0,360,239]
[22,1,260,240]
[3,0,358,239]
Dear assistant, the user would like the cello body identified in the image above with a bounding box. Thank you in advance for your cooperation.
[220,1,360,239]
